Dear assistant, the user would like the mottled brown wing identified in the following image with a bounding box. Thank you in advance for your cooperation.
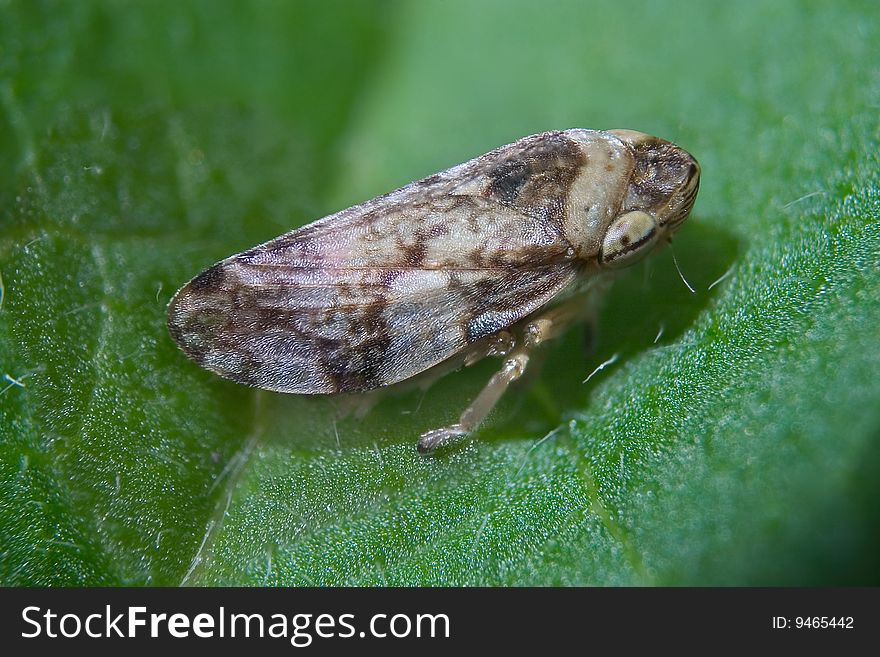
[168,258,579,393]
[168,132,589,392]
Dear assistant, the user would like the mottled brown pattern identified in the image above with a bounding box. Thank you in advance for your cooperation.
[188,263,226,292]
[483,132,586,225]
[624,137,699,219]
[486,161,529,202]
[399,235,428,268]
[167,129,699,396]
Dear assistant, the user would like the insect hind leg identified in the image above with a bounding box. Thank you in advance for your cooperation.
[417,351,530,453]
[417,295,588,453]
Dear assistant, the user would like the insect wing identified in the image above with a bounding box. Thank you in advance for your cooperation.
[168,134,589,393]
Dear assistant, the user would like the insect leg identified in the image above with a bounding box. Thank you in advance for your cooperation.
[417,296,588,453]
[464,329,515,366]
[523,295,591,346]
[417,349,531,453]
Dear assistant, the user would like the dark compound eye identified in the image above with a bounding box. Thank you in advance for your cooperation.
[599,211,659,268]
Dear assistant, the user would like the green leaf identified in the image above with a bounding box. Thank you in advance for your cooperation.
[1,0,878,586]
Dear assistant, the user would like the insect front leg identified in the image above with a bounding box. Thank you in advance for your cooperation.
[417,297,587,453]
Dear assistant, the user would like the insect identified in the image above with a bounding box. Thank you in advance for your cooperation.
[167,129,700,452]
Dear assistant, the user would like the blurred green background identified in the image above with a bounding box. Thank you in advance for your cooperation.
[1,0,878,585]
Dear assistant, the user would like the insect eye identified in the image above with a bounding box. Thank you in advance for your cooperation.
[599,211,659,269]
